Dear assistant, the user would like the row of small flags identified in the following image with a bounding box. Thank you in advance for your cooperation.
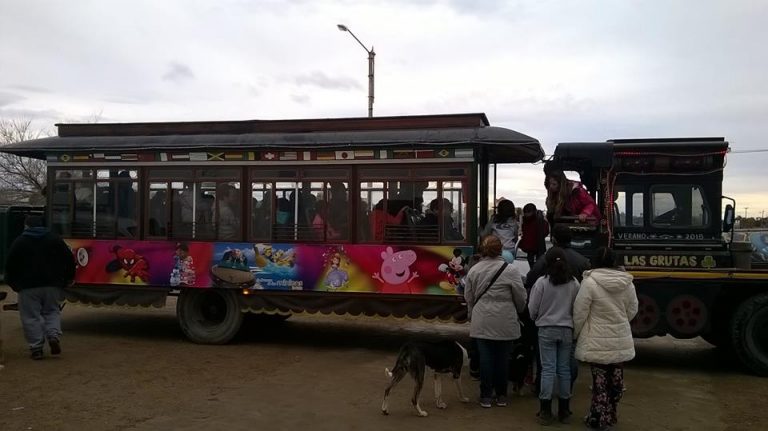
[50,148,473,163]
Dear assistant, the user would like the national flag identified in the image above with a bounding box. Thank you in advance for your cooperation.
[121,154,138,161]
[317,151,335,160]
[393,150,413,159]
[279,151,297,161]
[335,150,354,160]
[378,150,389,159]
[160,153,168,162]
[415,150,434,158]
[262,152,277,161]
[247,152,256,161]
[437,149,452,158]
[171,153,190,160]
[138,153,155,161]
[455,148,473,158]
[224,153,243,160]
[354,150,375,159]
[202,152,220,161]
[93,153,105,159]
[105,154,122,160]
[299,151,314,161]
[72,155,90,161]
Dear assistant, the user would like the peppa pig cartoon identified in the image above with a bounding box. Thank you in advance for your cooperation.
[373,247,419,294]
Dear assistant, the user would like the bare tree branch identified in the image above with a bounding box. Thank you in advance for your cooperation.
[0,118,50,205]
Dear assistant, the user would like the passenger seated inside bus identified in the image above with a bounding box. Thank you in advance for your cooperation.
[217,184,240,240]
[148,190,167,236]
[116,170,137,237]
[419,198,463,241]
[544,169,601,225]
[370,198,409,241]
[325,182,349,239]
[312,200,340,240]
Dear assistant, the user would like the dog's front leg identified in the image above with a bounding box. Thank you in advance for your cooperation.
[454,376,470,403]
[434,373,447,409]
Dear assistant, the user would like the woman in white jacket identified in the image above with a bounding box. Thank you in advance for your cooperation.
[573,247,638,430]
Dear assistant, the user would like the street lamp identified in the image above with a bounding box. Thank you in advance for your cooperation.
[337,24,375,118]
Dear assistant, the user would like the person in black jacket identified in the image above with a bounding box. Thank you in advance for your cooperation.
[5,215,75,360]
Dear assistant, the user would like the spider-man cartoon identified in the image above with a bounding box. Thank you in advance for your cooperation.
[107,245,150,283]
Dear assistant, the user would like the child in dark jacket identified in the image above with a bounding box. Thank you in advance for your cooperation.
[519,203,549,268]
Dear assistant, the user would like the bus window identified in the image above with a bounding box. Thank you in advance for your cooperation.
[147,182,168,237]
[216,182,241,241]
[250,182,273,240]
[651,184,709,228]
[72,181,94,237]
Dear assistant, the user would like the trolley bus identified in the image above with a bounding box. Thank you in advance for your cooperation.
[0,113,543,343]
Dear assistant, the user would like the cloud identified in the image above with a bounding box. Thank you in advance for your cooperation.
[0,91,25,107]
[291,94,311,104]
[294,71,362,90]
[8,85,51,93]
[162,62,195,82]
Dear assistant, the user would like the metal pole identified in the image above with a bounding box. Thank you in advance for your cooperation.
[338,25,375,117]
[368,49,375,118]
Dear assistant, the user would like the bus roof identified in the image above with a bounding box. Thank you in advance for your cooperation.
[1,113,543,163]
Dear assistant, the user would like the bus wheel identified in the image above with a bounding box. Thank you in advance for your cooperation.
[177,288,243,344]
[731,293,768,376]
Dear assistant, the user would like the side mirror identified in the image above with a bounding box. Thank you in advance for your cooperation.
[723,204,735,232]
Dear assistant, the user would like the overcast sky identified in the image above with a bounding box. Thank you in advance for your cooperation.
[1,0,767,216]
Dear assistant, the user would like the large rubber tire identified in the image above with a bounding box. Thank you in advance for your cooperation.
[731,293,768,376]
[177,289,244,344]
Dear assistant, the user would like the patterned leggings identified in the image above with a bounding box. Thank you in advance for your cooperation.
[585,363,624,429]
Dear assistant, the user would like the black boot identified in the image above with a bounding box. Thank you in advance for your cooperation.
[558,397,572,423]
[537,399,553,425]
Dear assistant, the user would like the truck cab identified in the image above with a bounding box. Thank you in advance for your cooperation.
[547,138,768,376]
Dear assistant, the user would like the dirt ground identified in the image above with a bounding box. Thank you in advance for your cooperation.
[1,286,767,431]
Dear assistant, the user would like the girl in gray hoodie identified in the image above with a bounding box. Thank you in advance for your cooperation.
[528,246,580,425]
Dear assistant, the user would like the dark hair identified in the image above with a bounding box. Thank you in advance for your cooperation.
[591,247,618,269]
[493,199,516,223]
[544,247,571,285]
[176,242,189,252]
[479,235,502,258]
[24,215,44,228]
[523,203,536,213]
[551,224,572,246]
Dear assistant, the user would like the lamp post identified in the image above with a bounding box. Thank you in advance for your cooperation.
[337,24,375,118]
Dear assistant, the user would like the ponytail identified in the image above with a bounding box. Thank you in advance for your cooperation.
[544,246,571,285]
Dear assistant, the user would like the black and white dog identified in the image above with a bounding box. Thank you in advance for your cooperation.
[382,340,470,417]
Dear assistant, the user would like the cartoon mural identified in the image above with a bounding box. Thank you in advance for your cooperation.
[66,239,471,295]
[372,247,419,294]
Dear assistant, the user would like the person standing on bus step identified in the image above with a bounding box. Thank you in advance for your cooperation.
[574,247,638,430]
[528,247,580,425]
[4,215,76,360]
[519,203,549,268]
[481,199,519,262]
[545,170,601,226]
[463,235,527,408]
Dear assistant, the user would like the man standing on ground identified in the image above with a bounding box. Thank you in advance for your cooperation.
[5,215,75,360]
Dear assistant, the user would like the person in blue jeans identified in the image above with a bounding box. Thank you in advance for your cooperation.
[464,235,527,408]
[528,246,580,425]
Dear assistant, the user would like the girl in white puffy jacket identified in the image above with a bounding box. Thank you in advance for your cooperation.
[573,247,638,430]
